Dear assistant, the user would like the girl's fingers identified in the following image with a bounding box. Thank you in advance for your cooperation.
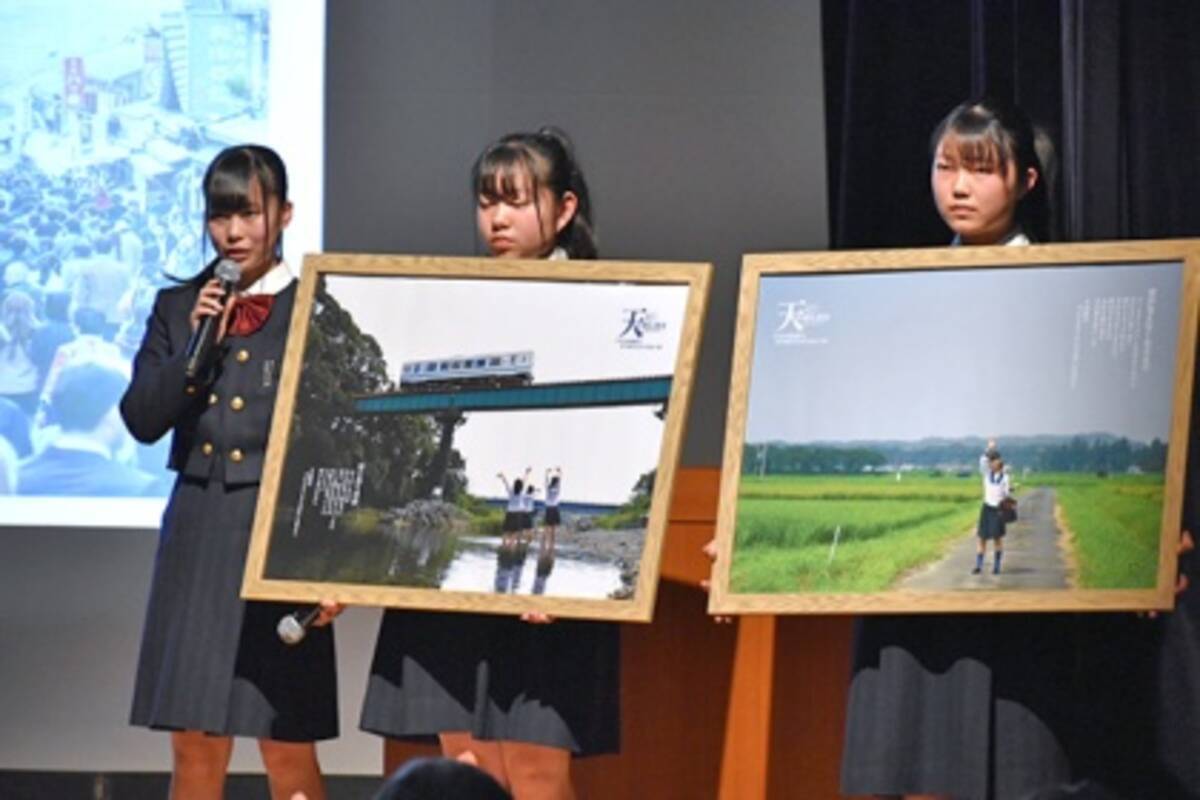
[312,600,345,627]
[189,281,230,329]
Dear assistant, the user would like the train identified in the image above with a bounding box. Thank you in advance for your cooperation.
[399,350,535,391]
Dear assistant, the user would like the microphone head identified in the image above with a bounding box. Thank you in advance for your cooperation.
[277,613,307,645]
[214,258,242,285]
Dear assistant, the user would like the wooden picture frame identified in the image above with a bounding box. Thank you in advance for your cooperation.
[242,254,710,622]
[709,240,1199,614]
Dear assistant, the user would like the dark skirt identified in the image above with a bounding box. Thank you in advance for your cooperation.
[502,511,520,533]
[842,614,1076,800]
[544,506,562,526]
[1152,577,1200,797]
[978,502,1006,540]
[361,610,620,755]
[130,476,338,741]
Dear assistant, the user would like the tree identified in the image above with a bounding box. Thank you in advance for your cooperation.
[632,469,656,498]
[280,277,446,516]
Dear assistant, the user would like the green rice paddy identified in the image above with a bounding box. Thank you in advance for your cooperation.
[731,472,1164,593]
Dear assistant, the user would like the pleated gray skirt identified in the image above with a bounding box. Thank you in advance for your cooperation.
[842,614,1075,800]
[361,610,619,755]
[130,476,338,741]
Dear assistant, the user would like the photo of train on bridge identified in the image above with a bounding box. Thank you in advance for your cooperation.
[709,241,1200,615]
[399,350,535,390]
[242,253,710,622]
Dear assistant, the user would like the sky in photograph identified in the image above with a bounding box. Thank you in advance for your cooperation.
[745,261,1183,444]
[324,274,690,504]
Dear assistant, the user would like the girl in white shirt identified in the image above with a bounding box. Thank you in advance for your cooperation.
[974,441,1013,574]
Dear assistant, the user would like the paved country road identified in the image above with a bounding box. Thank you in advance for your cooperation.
[897,487,1072,591]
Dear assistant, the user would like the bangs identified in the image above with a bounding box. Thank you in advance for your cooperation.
[474,143,542,202]
[204,148,279,218]
[205,166,255,217]
[937,105,1015,171]
[941,131,1008,171]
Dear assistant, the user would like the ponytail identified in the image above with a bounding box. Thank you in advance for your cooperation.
[533,127,597,259]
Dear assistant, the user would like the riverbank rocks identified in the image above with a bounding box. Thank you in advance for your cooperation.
[609,559,639,600]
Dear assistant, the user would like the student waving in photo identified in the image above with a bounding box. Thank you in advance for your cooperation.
[974,440,1012,575]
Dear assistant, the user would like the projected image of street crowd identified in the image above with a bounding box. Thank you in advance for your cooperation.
[0,1,280,500]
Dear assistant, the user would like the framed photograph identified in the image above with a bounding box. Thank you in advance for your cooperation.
[709,240,1200,614]
[242,254,710,622]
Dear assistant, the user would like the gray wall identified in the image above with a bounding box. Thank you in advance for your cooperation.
[0,0,826,774]
[325,0,829,466]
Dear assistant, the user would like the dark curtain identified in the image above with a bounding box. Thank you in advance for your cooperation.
[1061,0,1200,240]
[822,0,973,248]
[824,0,1199,248]
[823,0,1061,248]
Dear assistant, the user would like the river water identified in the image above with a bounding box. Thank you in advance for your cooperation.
[385,530,624,599]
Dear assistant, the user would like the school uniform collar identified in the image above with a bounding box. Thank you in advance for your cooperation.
[548,246,569,261]
[242,260,296,296]
[950,228,1029,247]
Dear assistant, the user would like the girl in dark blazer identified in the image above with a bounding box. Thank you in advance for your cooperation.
[362,129,616,800]
[121,145,340,800]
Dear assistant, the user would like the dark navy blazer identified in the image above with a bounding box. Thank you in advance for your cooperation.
[119,280,296,486]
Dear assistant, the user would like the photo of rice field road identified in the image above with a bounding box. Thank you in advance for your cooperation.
[731,437,1166,593]
[722,252,1189,607]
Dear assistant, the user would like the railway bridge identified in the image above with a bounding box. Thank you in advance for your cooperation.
[353,375,672,497]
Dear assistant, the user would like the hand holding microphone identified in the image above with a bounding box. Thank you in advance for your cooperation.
[277,599,345,645]
[185,258,242,380]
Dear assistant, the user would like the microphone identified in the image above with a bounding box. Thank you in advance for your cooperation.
[184,258,242,380]
[277,605,322,645]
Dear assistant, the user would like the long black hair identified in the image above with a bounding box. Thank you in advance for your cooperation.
[180,144,289,285]
[930,98,1054,243]
[472,127,597,259]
